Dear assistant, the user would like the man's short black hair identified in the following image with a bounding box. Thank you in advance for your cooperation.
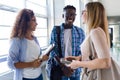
[63,5,76,11]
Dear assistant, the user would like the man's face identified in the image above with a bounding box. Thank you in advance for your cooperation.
[63,9,76,26]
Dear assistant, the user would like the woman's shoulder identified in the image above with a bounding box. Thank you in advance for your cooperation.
[10,37,25,43]
[90,27,105,37]
[10,37,20,41]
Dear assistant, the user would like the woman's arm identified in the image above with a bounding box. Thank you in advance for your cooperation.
[69,58,111,70]
[8,38,42,69]
[68,27,111,70]
[14,58,42,68]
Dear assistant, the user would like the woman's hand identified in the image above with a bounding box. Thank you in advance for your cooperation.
[31,58,42,68]
[68,60,80,69]
[41,54,49,61]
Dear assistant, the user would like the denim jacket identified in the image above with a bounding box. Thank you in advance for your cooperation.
[7,37,41,80]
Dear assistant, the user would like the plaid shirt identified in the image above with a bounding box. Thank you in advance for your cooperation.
[49,23,85,77]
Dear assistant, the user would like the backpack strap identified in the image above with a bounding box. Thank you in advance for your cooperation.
[55,26,62,58]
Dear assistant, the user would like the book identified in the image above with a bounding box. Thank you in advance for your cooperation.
[38,44,55,58]
[44,43,55,56]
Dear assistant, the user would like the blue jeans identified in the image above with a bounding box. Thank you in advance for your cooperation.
[23,74,43,80]
[62,76,80,80]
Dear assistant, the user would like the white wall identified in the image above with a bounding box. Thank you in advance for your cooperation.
[83,0,120,16]
[100,0,120,16]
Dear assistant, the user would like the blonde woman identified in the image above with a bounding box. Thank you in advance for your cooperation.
[68,1,111,76]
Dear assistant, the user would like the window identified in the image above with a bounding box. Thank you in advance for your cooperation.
[0,8,16,74]
[27,0,46,7]
[0,0,24,9]
[26,0,47,16]
[0,10,17,26]
[0,10,15,57]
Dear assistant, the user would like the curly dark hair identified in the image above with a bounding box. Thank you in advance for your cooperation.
[10,8,34,38]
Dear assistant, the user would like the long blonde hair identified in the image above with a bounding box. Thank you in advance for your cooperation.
[85,2,110,47]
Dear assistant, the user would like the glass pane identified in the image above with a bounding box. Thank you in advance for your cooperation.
[0,27,12,39]
[0,40,9,56]
[34,29,47,37]
[27,0,46,7]
[0,61,11,74]
[0,10,17,26]
[0,0,24,8]
[26,2,47,15]
[36,17,47,28]
[37,37,48,47]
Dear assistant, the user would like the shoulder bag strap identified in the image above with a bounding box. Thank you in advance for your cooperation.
[55,26,62,58]
[83,38,96,75]
[89,38,96,60]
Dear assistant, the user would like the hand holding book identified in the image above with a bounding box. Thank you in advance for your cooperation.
[39,43,55,62]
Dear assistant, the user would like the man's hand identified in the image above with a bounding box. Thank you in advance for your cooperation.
[61,63,74,77]
[65,56,81,61]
